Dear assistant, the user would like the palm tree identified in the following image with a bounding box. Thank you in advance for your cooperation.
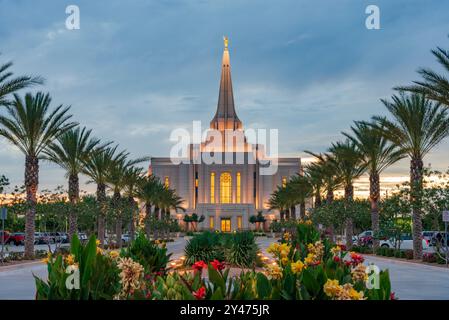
[343,121,405,250]
[304,162,325,208]
[0,56,43,106]
[122,166,145,241]
[107,155,148,248]
[44,127,100,240]
[305,152,342,205]
[373,93,449,259]
[136,174,163,238]
[268,187,289,221]
[285,174,313,219]
[396,38,449,107]
[82,146,126,246]
[0,92,76,258]
[328,140,366,249]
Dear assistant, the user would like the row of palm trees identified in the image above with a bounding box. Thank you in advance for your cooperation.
[268,38,449,259]
[0,58,184,258]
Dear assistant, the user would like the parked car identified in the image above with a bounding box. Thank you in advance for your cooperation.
[430,231,449,246]
[77,233,88,243]
[7,232,25,245]
[0,230,10,244]
[379,234,429,250]
[121,234,131,244]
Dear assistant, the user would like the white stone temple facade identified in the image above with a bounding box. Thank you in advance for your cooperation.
[149,38,301,231]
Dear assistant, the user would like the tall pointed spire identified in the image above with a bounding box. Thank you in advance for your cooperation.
[210,36,242,131]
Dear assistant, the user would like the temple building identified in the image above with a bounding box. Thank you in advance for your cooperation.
[149,38,301,231]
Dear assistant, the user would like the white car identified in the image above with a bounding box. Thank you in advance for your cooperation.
[379,235,429,250]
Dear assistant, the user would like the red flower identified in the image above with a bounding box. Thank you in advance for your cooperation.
[193,286,206,300]
[390,292,396,300]
[210,259,225,271]
[333,256,341,263]
[349,252,364,266]
[192,260,207,272]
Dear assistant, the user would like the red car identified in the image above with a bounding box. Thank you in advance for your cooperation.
[0,230,10,244]
[8,232,25,245]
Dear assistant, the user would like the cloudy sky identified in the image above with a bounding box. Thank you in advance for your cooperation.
[1,0,449,196]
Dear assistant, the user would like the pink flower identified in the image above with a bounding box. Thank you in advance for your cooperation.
[390,292,396,300]
[193,286,206,300]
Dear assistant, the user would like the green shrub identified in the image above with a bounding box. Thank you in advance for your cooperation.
[184,231,225,265]
[120,232,171,274]
[404,250,414,260]
[224,232,258,268]
[184,231,258,267]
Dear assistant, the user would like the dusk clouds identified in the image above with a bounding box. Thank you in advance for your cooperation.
[1,0,449,193]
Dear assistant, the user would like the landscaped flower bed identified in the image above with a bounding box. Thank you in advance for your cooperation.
[35,221,395,300]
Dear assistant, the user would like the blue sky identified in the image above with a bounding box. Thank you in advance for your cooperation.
[1,0,449,194]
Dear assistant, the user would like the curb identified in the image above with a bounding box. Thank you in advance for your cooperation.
[0,260,43,272]
[364,254,449,272]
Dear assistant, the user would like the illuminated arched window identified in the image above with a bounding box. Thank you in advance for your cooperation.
[220,172,232,204]
[210,172,215,203]
[164,176,170,188]
[236,172,241,203]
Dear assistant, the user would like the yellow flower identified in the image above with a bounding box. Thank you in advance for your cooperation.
[279,243,291,257]
[267,242,280,255]
[96,239,101,246]
[109,250,120,259]
[283,232,291,241]
[342,284,366,300]
[291,260,305,274]
[305,220,313,225]
[323,279,342,298]
[330,246,342,256]
[65,254,75,265]
[304,253,316,265]
[281,257,289,265]
[96,247,104,255]
[265,264,283,280]
[41,252,52,264]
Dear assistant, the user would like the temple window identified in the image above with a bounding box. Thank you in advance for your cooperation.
[236,172,241,203]
[210,172,215,203]
[220,172,232,204]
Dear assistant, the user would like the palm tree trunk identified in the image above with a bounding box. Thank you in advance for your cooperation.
[24,155,38,259]
[154,205,160,220]
[369,172,380,251]
[326,189,334,205]
[410,157,424,259]
[145,202,152,239]
[291,205,297,220]
[300,202,306,219]
[113,191,122,249]
[128,196,136,241]
[96,183,106,246]
[314,191,322,207]
[280,210,285,221]
[344,184,354,250]
[68,173,79,241]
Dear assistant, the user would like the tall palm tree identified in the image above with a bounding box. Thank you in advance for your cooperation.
[82,146,126,246]
[343,121,405,250]
[285,174,313,219]
[136,174,162,238]
[396,38,449,107]
[304,162,325,208]
[268,187,289,221]
[122,166,144,241]
[0,56,43,106]
[305,152,342,205]
[328,140,366,249]
[373,93,449,259]
[43,127,100,240]
[107,155,148,248]
[0,92,76,258]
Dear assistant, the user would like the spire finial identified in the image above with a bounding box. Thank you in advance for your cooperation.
[223,36,228,50]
